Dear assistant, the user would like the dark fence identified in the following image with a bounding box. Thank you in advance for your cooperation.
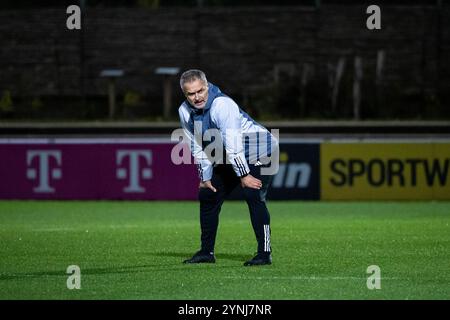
[0,5,449,120]
[1,121,449,135]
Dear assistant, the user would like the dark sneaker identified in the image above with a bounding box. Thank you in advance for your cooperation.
[243,253,272,266]
[183,251,216,264]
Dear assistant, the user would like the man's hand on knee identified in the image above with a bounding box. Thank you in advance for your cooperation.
[199,180,217,192]
[240,174,262,190]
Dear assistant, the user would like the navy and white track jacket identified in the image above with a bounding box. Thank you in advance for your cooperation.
[178,83,278,182]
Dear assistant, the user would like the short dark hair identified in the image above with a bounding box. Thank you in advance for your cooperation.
[180,69,208,89]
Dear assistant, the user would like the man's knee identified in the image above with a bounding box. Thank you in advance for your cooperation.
[243,188,266,203]
[198,188,222,203]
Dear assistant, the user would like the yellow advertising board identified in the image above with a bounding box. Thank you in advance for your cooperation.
[320,143,450,200]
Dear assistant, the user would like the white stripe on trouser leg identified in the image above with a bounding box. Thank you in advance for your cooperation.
[264,225,267,252]
[264,225,271,252]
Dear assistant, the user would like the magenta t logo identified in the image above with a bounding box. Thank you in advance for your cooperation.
[26,150,62,193]
[116,150,152,193]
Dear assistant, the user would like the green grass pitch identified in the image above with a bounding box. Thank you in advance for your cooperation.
[0,200,449,300]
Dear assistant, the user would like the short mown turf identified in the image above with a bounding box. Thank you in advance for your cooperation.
[0,201,449,299]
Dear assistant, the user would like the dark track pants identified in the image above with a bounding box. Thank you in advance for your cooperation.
[198,163,273,255]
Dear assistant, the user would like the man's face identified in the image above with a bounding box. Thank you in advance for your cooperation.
[183,79,209,109]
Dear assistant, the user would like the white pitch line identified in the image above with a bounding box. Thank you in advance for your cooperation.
[32,225,143,232]
[222,276,400,280]
[32,227,78,232]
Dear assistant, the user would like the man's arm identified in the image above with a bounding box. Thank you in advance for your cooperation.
[212,99,262,190]
[178,108,214,184]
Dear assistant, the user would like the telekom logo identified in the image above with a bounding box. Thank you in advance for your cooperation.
[26,150,62,193]
[116,150,152,193]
